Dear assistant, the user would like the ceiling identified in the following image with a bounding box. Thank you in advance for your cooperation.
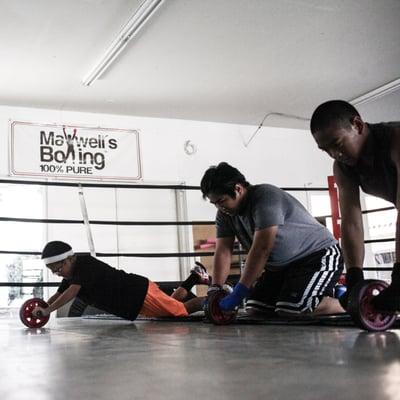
[0,0,399,129]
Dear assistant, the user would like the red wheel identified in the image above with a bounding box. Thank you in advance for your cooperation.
[204,290,237,325]
[19,298,50,328]
[348,280,397,332]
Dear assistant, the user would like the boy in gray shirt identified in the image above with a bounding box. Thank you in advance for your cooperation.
[200,162,345,315]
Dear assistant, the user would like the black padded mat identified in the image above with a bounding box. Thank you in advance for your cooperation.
[84,313,205,322]
[83,312,373,327]
[236,313,355,326]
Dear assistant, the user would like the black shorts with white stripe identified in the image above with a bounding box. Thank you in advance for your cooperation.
[246,244,343,314]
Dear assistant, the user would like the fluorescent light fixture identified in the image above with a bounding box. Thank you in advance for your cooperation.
[82,0,164,86]
[350,77,400,106]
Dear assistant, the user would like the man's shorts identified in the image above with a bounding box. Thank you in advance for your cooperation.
[246,244,343,314]
[139,281,189,317]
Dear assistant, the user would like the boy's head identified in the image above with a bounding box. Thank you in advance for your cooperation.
[200,162,250,216]
[310,100,367,166]
[42,241,75,278]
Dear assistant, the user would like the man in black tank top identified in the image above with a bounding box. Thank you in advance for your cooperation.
[310,100,400,311]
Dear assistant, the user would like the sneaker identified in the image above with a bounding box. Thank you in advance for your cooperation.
[190,261,210,285]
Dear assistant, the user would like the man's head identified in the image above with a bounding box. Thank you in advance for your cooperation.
[200,162,250,216]
[310,100,367,166]
[41,241,75,278]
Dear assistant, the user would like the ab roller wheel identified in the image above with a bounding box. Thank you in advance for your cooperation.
[348,280,397,332]
[19,298,50,328]
[204,289,237,325]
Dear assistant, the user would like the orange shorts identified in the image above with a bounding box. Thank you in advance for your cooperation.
[139,281,189,317]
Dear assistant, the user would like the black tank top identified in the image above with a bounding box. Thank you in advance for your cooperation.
[337,122,400,205]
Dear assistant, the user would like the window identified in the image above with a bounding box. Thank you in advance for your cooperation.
[0,184,45,308]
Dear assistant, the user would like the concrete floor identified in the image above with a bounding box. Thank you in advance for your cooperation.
[1,311,400,400]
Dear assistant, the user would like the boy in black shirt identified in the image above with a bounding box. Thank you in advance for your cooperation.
[310,100,400,310]
[32,241,208,320]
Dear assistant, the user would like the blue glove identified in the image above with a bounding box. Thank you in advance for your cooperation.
[219,282,250,312]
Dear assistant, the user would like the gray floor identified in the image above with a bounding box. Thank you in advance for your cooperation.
[1,311,400,400]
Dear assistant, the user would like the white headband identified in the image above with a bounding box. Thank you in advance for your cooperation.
[42,249,74,264]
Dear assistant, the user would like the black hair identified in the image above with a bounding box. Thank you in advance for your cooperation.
[200,162,250,199]
[310,100,360,134]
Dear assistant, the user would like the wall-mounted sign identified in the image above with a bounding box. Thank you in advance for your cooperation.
[10,121,142,181]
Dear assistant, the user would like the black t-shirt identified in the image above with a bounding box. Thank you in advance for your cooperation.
[57,255,149,321]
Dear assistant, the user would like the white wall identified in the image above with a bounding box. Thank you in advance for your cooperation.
[0,104,334,285]
[0,104,333,185]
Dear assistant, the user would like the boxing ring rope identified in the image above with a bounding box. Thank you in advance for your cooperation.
[0,201,395,225]
[0,178,329,191]
[0,177,396,289]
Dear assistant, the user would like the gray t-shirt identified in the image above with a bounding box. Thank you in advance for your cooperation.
[216,184,336,268]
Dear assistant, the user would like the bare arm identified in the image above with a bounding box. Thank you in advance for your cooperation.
[217,226,278,312]
[395,211,400,263]
[239,226,278,288]
[334,161,364,269]
[47,291,62,305]
[46,284,81,314]
[212,236,235,286]
[390,129,400,263]
[395,204,400,264]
